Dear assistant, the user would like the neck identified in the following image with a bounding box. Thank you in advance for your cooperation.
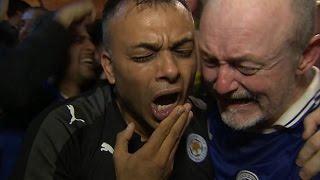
[115,99,150,142]
[59,79,81,99]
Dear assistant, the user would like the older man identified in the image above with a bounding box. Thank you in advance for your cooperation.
[199,0,320,179]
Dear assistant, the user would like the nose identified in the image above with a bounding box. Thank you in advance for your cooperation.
[156,52,180,83]
[85,39,95,52]
[214,64,239,94]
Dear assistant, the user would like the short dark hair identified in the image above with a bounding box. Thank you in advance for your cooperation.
[102,0,191,50]
[7,0,31,17]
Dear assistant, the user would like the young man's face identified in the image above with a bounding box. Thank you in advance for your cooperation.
[102,1,196,132]
[199,0,303,130]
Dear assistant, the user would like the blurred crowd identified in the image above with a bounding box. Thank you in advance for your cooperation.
[0,0,103,178]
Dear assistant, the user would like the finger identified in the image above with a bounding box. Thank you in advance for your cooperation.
[297,131,320,167]
[114,123,135,159]
[156,105,192,165]
[302,109,320,140]
[142,105,187,153]
[181,110,193,137]
[167,110,193,163]
[165,140,179,178]
[299,150,320,180]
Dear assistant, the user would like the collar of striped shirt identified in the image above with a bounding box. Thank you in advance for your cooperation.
[264,66,320,133]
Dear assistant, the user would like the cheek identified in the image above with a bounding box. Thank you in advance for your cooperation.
[69,46,81,63]
[241,74,286,107]
[115,65,151,101]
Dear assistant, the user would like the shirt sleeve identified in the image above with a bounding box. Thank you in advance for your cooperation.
[10,105,83,180]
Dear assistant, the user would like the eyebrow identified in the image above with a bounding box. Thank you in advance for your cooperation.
[128,37,194,53]
[229,55,260,63]
[170,37,194,49]
[199,49,263,66]
[130,42,162,51]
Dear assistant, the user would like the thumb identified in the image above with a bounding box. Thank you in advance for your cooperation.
[114,123,135,158]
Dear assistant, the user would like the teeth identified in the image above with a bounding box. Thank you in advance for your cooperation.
[157,104,170,111]
[81,58,93,63]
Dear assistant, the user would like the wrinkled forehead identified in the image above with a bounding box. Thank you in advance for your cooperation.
[111,0,190,22]
[109,1,194,40]
[201,0,292,34]
[199,0,294,53]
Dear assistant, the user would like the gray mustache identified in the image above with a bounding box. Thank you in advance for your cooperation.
[228,90,257,100]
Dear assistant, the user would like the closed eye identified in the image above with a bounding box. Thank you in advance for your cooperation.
[174,49,193,58]
[131,53,156,63]
[236,65,261,76]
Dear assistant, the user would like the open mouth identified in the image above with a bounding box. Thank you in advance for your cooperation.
[151,91,180,121]
[221,96,258,110]
[81,58,94,65]
[228,98,254,104]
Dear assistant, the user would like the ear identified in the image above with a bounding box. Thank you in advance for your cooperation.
[297,34,320,74]
[101,50,115,84]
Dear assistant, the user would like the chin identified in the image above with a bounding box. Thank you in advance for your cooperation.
[221,110,264,130]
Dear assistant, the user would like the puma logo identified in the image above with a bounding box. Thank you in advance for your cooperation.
[66,105,85,125]
[100,142,114,154]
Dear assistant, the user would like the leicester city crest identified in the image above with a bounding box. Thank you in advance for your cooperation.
[186,133,208,163]
[236,170,259,180]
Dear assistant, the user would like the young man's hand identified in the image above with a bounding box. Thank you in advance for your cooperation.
[114,103,193,180]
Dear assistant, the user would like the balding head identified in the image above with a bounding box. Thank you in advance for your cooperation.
[200,0,316,55]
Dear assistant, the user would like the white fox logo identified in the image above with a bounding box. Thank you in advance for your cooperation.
[100,142,114,154]
[66,105,85,125]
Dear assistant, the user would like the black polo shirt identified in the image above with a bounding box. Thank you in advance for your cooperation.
[12,85,213,180]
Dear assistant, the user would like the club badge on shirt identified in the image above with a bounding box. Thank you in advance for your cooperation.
[236,170,259,180]
[186,133,207,163]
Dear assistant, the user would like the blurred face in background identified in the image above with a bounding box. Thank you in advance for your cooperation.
[19,8,47,41]
[67,23,97,85]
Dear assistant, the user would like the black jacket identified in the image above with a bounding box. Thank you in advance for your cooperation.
[12,85,214,180]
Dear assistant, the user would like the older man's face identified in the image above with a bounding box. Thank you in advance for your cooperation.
[102,2,196,132]
[199,0,302,130]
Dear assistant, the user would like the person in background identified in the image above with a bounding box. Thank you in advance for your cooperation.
[0,0,30,48]
[18,7,48,41]
[0,1,96,179]
[46,19,99,100]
